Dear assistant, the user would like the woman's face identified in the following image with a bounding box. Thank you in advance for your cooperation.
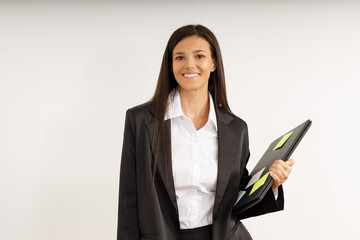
[172,36,216,93]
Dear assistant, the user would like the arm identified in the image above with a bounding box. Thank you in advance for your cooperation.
[117,109,140,239]
[236,182,285,220]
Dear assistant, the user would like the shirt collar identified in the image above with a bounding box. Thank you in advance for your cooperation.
[164,88,218,131]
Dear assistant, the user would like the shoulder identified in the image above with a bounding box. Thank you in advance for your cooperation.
[231,113,248,132]
[125,101,155,125]
[216,107,248,132]
[127,101,154,115]
[231,112,247,127]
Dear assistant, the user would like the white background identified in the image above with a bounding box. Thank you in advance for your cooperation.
[0,0,359,239]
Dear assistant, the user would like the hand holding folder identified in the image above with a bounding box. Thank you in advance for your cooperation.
[269,158,295,191]
[232,119,312,216]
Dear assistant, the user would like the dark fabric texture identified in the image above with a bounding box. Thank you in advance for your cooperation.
[117,101,284,240]
[180,225,212,240]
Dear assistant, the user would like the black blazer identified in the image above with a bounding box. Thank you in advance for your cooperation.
[117,101,284,240]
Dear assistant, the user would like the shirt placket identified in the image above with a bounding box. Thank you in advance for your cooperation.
[191,129,199,227]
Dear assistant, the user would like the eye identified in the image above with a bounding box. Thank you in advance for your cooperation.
[196,54,205,59]
[174,56,184,60]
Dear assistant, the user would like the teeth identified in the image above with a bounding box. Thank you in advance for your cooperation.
[183,73,199,78]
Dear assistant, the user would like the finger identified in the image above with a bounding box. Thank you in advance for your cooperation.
[270,161,288,177]
[269,167,285,181]
[273,160,293,176]
[272,168,286,184]
[275,160,291,171]
[269,171,281,188]
[271,167,287,182]
[286,159,295,167]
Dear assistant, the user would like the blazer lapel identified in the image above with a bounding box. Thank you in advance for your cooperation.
[213,109,239,215]
[146,117,178,212]
[146,103,239,216]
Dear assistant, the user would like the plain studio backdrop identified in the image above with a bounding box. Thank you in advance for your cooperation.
[0,0,359,239]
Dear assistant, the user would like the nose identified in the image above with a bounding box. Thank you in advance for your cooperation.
[184,57,195,69]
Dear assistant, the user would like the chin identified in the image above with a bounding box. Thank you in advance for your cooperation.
[178,84,208,93]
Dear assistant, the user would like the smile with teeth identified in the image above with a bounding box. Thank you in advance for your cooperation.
[183,73,199,78]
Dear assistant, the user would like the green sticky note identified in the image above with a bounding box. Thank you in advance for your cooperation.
[273,132,293,151]
[249,172,270,196]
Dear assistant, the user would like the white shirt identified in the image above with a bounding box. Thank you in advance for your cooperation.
[165,88,218,229]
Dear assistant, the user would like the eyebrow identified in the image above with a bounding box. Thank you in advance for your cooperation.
[173,50,206,56]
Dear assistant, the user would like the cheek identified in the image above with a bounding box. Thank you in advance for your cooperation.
[199,60,212,69]
[172,62,181,75]
[172,64,183,82]
[201,62,213,74]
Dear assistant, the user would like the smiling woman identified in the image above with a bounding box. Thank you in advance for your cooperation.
[117,24,293,240]
[172,36,217,130]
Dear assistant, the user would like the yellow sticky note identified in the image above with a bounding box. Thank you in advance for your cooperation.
[273,132,293,151]
[249,172,270,196]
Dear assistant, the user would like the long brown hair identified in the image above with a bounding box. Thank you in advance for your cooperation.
[149,24,232,182]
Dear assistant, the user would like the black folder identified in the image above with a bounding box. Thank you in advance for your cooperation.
[232,119,312,215]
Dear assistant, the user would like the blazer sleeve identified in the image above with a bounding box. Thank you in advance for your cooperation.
[237,171,284,220]
[117,109,140,239]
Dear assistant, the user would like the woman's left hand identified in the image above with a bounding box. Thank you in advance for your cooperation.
[269,159,295,191]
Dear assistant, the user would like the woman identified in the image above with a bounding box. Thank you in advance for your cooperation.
[117,24,294,240]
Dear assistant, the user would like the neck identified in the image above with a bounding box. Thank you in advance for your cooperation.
[178,87,210,129]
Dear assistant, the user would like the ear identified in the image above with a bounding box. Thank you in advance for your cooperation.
[211,60,216,72]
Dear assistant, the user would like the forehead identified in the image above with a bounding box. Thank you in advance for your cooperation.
[173,36,211,54]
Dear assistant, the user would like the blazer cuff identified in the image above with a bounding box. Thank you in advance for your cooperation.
[235,185,284,221]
